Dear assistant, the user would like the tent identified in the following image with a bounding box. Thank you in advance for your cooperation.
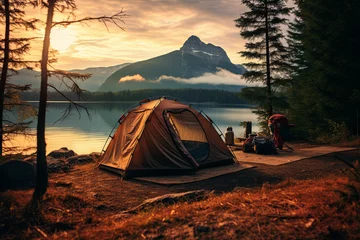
[99,97,236,177]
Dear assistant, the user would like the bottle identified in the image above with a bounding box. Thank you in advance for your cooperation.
[225,126,234,145]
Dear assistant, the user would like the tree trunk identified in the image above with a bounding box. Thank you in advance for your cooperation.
[32,0,55,207]
[0,0,10,157]
[264,0,273,117]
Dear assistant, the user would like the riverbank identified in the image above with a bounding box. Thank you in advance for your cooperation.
[0,145,359,239]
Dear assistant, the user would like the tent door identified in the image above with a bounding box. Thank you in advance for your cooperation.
[165,110,209,163]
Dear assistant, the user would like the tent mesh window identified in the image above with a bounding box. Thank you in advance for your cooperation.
[167,110,209,162]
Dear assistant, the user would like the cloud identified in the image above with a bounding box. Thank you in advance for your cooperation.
[119,74,145,82]
[23,0,294,70]
[155,69,258,87]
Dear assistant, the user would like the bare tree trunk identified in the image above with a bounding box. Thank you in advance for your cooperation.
[264,0,273,117]
[0,0,10,157]
[32,0,55,207]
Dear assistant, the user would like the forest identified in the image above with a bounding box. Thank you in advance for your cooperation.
[21,89,248,104]
[235,0,360,143]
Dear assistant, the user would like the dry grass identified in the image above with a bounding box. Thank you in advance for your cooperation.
[76,177,359,240]
[1,175,359,239]
[1,149,359,239]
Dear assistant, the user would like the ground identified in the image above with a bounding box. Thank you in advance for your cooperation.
[0,143,359,239]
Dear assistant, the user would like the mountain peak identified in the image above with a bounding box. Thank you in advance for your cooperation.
[180,36,231,64]
[186,35,201,43]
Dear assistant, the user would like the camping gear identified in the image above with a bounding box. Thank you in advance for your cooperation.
[225,126,234,145]
[268,114,289,150]
[99,97,236,177]
[253,137,277,154]
[242,132,257,152]
[243,121,252,138]
[242,135,277,154]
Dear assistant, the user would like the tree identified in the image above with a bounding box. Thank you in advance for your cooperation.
[286,0,306,80]
[31,0,127,208]
[283,0,310,138]
[234,0,291,127]
[287,0,360,141]
[0,0,39,156]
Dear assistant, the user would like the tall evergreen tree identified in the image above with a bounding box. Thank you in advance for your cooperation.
[235,0,291,129]
[0,0,38,156]
[286,0,306,79]
[288,0,360,141]
[284,0,310,138]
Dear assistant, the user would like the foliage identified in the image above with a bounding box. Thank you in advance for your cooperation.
[314,120,350,144]
[2,84,37,154]
[0,0,39,156]
[239,86,289,133]
[285,0,306,80]
[30,0,127,209]
[286,0,360,140]
[235,0,291,119]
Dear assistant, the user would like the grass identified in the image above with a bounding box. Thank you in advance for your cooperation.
[84,177,359,239]
[1,174,359,239]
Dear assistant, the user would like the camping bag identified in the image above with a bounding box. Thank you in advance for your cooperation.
[242,136,255,153]
[253,137,277,154]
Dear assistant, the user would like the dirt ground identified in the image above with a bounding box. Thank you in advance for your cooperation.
[48,145,360,212]
[1,143,359,239]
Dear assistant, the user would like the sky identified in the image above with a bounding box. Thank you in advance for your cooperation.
[21,0,294,70]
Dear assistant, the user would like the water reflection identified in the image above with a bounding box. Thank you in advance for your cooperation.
[16,102,258,154]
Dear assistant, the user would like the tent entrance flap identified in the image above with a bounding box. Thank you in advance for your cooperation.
[166,110,209,162]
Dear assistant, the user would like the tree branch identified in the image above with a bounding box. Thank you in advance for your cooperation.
[47,83,91,123]
[52,10,129,31]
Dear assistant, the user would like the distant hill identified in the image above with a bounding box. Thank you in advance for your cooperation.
[98,36,246,92]
[235,64,247,74]
[9,63,131,92]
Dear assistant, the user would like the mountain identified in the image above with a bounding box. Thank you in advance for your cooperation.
[98,36,246,92]
[180,35,231,64]
[10,63,130,92]
[235,64,247,74]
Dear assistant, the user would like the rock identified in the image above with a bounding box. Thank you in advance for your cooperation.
[125,190,208,213]
[24,156,72,173]
[54,181,72,187]
[48,157,72,173]
[23,155,37,164]
[0,160,36,191]
[195,225,211,233]
[180,35,231,64]
[48,147,77,159]
[95,204,107,210]
[90,152,101,160]
[67,154,94,165]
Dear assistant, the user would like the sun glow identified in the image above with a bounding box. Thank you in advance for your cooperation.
[50,28,76,52]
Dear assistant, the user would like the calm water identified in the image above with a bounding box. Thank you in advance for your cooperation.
[12,102,259,154]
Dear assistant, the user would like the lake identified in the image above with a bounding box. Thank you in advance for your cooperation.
[11,101,259,154]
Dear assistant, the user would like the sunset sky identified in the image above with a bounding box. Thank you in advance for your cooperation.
[22,0,293,70]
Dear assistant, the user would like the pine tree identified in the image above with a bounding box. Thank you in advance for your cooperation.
[286,0,306,79]
[284,0,309,138]
[31,0,127,209]
[0,0,38,156]
[234,0,291,126]
[288,0,360,141]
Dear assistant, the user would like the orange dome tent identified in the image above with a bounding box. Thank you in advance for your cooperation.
[99,97,236,177]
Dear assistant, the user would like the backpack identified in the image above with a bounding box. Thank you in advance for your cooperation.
[253,137,277,154]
